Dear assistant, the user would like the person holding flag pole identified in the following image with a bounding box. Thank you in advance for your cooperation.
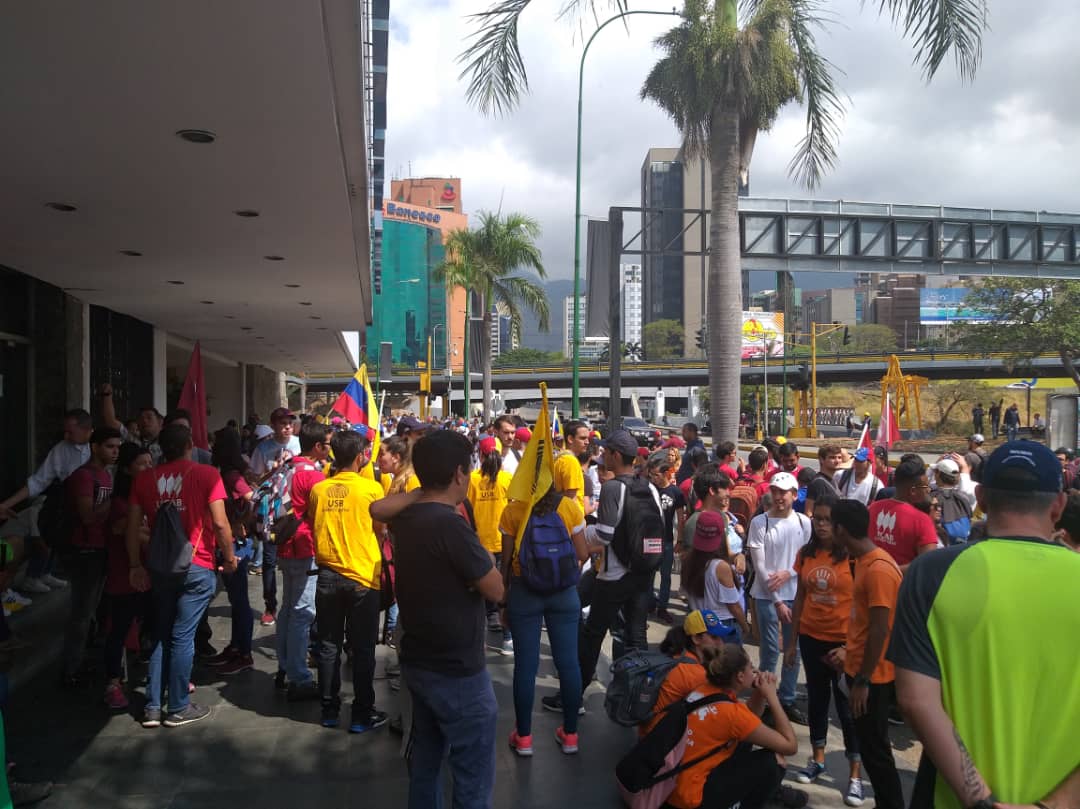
[330,364,381,480]
[498,383,590,757]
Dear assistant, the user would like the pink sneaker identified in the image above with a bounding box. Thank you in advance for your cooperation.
[188,681,196,694]
[555,726,578,754]
[104,683,129,711]
[508,729,533,757]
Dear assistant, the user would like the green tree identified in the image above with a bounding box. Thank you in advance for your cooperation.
[458,0,987,444]
[961,278,1080,390]
[849,324,898,354]
[493,347,565,367]
[435,212,550,419]
[598,341,645,363]
[643,319,685,360]
[926,379,991,432]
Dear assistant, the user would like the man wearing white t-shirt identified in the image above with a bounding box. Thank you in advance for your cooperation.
[834,447,882,505]
[748,472,811,724]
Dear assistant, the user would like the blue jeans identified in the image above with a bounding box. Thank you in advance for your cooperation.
[755,597,800,706]
[222,557,253,655]
[276,556,316,684]
[507,579,581,735]
[403,665,497,809]
[1006,425,1018,443]
[252,539,263,569]
[147,565,217,713]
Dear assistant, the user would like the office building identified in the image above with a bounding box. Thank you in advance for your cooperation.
[490,304,517,359]
[564,295,588,358]
[622,263,643,348]
[800,288,856,333]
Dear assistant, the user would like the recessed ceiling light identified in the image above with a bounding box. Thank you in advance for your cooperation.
[285,283,300,288]
[176,129,216,144]
[119,250,143,257]
[299,301,312,306]
[45,202,77,212]
[200,300,214,305]
[309,316,322,320]
[167,280,185,285]
[264,255,285,261]
[234,209,260,218]
[240,326,253,331]
[316,327,329,331]
[255,336,265,340]
[224,315,236,319]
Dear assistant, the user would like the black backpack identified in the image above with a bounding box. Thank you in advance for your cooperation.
[615,691,734,795]
[605,649,697,727]
[147,500,193,576]
[609,478,665,575]
[36,481,73,552]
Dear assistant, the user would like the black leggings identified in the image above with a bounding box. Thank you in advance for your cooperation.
[697,745,784,809]
[799,633,859,759]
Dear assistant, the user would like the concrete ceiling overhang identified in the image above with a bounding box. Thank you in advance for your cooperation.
[0,0,372,373]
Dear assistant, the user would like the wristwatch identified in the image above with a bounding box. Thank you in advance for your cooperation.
[968,795,996,809]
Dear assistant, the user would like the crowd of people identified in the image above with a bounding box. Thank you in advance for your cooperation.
[0,392,1077,809]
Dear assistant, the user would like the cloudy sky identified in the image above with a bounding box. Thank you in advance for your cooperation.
[385,0,1080,283]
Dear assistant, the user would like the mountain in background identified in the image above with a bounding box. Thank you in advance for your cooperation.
[519,278,574,354]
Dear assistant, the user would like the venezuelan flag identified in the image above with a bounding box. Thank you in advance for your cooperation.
[551,406,564,440]
[508,383,555,547]
[330,364,381,478]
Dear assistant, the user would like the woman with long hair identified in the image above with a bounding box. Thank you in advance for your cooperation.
[204,427,256,674]
[383,436,419,494]
[668,643,800,809]
[784,493,863,805]
[469,436,514,655]
[681,511,749,643]
[102,442,154,710]
[499,484,589,757]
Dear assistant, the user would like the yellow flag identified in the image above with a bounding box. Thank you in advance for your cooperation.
[506,383,555,546]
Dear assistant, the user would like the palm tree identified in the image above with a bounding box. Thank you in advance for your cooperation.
[435,211,550,420]
[458,0,987,443]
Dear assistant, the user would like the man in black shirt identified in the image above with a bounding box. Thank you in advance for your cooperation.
[373,430,504,809]
[804,444,842,515]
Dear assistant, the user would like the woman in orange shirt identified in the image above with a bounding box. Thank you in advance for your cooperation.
[785,493,863,805]
[668,644,799,809]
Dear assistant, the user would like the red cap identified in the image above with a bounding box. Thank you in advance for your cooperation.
[636,447,650,458]
[663,436,686,449]
[693,511,727,552]
[478,436,499,456]
[515,426,532,443]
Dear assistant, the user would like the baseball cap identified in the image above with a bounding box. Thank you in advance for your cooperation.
[969,433,985,444]
[636,446,650,459]
[601,429,638,457]
[396,415,428,436]
[684,609,737,639]
[647,450,673,470]
[981,441,1063,493]
[270,407,294,422]
[662,436,686,449]
[515,426,532,443]
[692,511,727,552]
[769,471,799,492]
[253,424,273,440]
[933,458,960,478]
[854,447,871,463]
[478,436,501,456]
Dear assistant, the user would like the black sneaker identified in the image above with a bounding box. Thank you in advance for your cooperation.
[163,703,211,727]
[349,709,388,734]
[782,702,808,725]
[286,681,320,702]
[541,694,586,716]
[274,671,288,691]
[141,708,162,728]
[383,628,396,649]
[773,784,809,808]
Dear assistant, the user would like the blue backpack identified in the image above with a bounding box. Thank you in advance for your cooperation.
[518,509,580,595]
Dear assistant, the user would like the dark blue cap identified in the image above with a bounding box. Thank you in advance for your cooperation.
[981,440,1062,493]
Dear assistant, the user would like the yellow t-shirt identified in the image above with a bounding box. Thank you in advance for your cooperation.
[380,472,393,496]
[468,469,513,553]
[499,496,586,576]
[553,453,585,511]
[309,471,385,589]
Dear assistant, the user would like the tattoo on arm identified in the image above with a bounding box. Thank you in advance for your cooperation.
[953,727,986,803]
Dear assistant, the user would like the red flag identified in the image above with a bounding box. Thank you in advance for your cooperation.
[877,393,900,449]
[177,341,209,450]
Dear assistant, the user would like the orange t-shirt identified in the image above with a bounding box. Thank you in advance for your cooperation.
[844,547,902,684]
[794,548,854,643]
[668,685,761,809]
[640,652,708,736]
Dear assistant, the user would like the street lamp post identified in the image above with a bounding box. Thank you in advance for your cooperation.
[571,8,680,419]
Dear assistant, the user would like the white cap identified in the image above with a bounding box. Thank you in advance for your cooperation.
[934,458,960,477]
[970,433,985,444]
[769,472,799,492]
[254,424,274,440]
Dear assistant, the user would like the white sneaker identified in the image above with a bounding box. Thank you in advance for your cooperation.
[6,588,32,606]
[20,578,50,595]
[40,574,68,589]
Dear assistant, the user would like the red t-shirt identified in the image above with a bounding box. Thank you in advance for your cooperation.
[678,477,701,512]
[131,459,226,571]
[868,498,938,566]
[281,458,324,559]
[718,463,739,482]
[66,463,113,550]
[105,497,144,595]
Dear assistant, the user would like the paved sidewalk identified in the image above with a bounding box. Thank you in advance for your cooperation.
[4,575,919,808]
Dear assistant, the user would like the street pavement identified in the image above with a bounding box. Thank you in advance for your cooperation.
[6,574,919,808]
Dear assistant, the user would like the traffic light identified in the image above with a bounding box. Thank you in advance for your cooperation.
[843,326,850,346]
[695,327,707,355]
[792,363,810,391]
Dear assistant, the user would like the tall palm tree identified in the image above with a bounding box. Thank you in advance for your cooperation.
[435,211,550,420]
[459,0,987,443]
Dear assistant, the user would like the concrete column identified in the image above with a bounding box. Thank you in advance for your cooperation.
[152,328,168,414]
[64,298,90,410]
[239,363,248,423]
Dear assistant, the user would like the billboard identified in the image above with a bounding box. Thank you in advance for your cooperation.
[919,288,994,325]
[741,312,785,359]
